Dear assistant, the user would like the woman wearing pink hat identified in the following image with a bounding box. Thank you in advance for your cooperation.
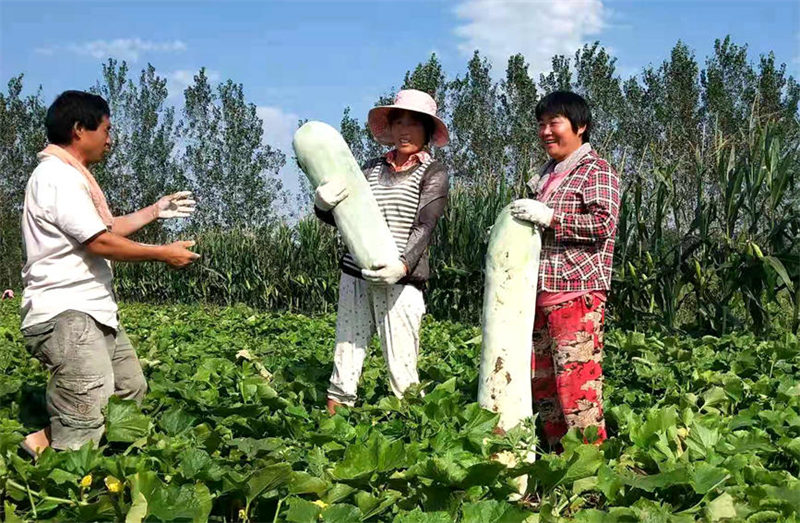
[314,89,450,414]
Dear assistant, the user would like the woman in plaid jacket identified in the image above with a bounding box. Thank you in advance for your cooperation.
[510,91,620,449]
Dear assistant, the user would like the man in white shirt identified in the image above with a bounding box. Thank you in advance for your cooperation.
[21,90,200,455]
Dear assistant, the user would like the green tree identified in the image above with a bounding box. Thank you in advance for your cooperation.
[402,53,448,117]
[0,76,47,214]
[181,69,286,228]
[340,106,370,166]
[701,36,756,137]
[0,76,47,289]
[91,60,184,241]
[499,53,540,190]
[573,42,625,154]
[447,51,504,180]
[538,55,573,94]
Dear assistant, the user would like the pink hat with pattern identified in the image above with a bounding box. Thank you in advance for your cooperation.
[367,89,449,148]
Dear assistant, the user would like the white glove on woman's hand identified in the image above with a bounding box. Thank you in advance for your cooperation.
[510,199,554,227]
[362,259,408,285]
[154,191,196,219]
[314,180,349,212]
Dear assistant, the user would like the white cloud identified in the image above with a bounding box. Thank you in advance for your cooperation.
[166,69,221,99]
[257,105,300,158]
[453,0,607,76]
[794,33,800,70]
[38,38,187,62]
[256,105,304,197]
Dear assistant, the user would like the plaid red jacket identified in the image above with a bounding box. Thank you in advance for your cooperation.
[528,150,620,293]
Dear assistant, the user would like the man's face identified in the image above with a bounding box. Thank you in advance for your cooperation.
[78,115,112,164]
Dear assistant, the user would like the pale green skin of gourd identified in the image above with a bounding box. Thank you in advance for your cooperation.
[293,121,399,270]
[478,204,541,432]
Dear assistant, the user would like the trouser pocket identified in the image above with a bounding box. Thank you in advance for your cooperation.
[51,375,109,429]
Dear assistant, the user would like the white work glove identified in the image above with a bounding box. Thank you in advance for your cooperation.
[314,180,349,212]
[510,199,554,227]
[154,191,196,219]
[362,259,408,285]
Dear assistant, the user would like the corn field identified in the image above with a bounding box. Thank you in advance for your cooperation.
[71,121,793,336]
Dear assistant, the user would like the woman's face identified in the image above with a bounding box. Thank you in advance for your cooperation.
[390,110,426,156]
[538,113,585,162]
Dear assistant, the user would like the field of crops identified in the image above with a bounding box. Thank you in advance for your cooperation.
[0,298,798,522]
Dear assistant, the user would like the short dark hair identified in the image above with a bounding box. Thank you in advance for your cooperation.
[387,108,436,147]
[535,91,592,144]
[45,90,110,145]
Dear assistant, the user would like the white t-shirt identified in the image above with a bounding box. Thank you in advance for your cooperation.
[20,156,118,330]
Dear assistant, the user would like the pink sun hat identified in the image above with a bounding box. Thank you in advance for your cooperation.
[367,89,449,148]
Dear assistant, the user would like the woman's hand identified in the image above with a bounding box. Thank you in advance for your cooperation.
[362,259,407,285]
[154,191,196,219]
[314,180,349,211]
[510,199,554,227]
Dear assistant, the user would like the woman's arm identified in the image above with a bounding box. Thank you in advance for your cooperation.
[552,162,620,244]
[401,163,449,272]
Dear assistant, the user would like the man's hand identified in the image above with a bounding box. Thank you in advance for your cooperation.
[85,231,200,266]
[160,240,201,268]
[154,191,196,219]
[510,199,554,227]
[314,180,349,212]
[362,259,407,285]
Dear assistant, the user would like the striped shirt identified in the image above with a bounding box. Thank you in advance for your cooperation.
[341,158,432,274]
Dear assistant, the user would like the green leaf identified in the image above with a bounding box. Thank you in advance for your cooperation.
[527,444,603,491]
[125,492,148,523]
[105,397,150,442]
[619,467,691,492]
[129,471,212,523]
[355,489,401,519]
[691,463,729,494]
[321,503,361,523]
[761,483,800,513]
[763,256,794,292]
[686,422,720,458]
[323,483,357,504]
[332,432,407,480]
[48,468,80,485]
[705,492,737,522]
[461,500,531,523]
[286,497,322,523]
[3,501,24,523]
[246,463,292,503]
[159,406,197,435]
[289,471,329,495]
[596,465,625,503]
[228,437,284,458]
[393,508,453,523]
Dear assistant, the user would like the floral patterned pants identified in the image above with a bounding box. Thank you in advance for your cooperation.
[531,293,607,446]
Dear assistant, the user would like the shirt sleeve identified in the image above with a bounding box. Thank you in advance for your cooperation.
[43,170,108,243]
[551,161,620,244]
[401,162,449,272]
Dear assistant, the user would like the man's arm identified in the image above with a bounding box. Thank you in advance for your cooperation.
[111,191,196,237]
[110,205,158,237]
[85,231,199,268]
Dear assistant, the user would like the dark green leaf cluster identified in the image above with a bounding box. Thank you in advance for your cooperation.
[1,299,798,521]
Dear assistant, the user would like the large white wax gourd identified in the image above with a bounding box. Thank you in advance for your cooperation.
[293,121,399,270]
[478,204,542,432]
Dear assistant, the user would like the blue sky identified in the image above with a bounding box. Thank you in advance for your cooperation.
[2,0,798,197]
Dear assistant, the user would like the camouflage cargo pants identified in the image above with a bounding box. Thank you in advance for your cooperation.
[531,294,607,447]
[22,310,147,450]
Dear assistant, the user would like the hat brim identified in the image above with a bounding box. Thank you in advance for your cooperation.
[367,105,449,148]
